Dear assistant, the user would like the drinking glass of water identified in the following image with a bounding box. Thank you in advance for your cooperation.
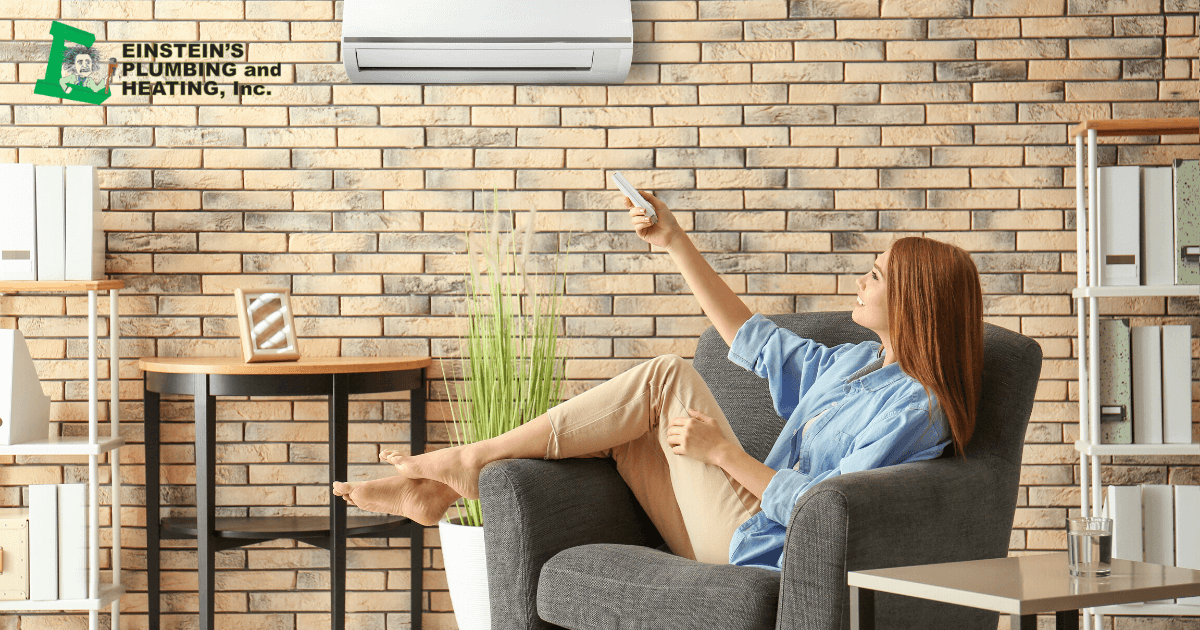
[1067,516,1113,577]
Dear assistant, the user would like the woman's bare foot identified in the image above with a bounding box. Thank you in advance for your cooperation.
[331,476,460,526]
[380,445,484,500]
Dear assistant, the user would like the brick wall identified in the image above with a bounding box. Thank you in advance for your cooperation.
[1,0,1198,628]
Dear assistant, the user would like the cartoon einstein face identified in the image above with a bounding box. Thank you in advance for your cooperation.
[73,52,94,75]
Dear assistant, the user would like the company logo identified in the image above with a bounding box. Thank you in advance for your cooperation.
[34,21,118,104]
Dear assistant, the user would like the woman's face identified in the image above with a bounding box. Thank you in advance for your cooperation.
[852,248,890,336]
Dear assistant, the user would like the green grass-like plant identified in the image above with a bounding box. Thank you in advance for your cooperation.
[443,191,569,527]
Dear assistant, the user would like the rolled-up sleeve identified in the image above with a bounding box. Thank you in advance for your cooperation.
[757,406,950,525]
[727,313,856,419]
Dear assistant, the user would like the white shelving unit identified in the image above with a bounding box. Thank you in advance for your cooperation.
[1072,118,1200,630]
[0,280,125,630]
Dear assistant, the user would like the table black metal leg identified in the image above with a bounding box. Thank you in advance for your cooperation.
[144,378,161,629]
[850,586,874,630]
[330,374,349,630]
[411,373,425,629]
[1012,614,1037,630]
[195,375,217,630]
[1057,609,1080,630]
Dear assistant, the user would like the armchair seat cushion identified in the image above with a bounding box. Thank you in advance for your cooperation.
[537,544,780,630]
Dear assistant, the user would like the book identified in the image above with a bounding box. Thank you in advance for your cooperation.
[29,484,58,600]
[1176,485,1200,605]
[1142,166,1176,286]
[57,482,87,600]
[64,165,104,281]
[1098,165,1141,286]
[1099,318,1133,444]
[0,163,38,281]
[0,329,51,446]
[1131,325,1163,444]
[1175,159,1200,285]
[1161,325,1194,445]
[34,165,67,282]
[1142,484,1175,604]
[1105,485,1142,562]
[0,508,29,600]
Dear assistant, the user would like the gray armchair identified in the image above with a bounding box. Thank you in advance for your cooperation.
[480,311,1043,630]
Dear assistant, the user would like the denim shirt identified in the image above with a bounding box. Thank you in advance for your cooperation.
[725,314,952,571]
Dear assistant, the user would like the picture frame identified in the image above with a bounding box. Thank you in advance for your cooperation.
[233,288,301,363]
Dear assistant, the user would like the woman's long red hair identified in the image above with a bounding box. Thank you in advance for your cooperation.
[886,237,983,458]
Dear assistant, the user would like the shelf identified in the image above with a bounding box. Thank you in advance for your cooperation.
[1072,285,1200,299]
[161,515,415,541]
[1072,117,1200,138]
[0,583,125,611]
[1094,603,1200,616]
[0,280,124,293]
[1075,440,1200,457]
[0,435,124,456]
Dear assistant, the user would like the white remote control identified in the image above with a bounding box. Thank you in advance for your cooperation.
[612,171,657,225]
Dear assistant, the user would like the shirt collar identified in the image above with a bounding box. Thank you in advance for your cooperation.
[844,345,910,392]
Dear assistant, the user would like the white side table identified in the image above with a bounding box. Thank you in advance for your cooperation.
[848,553,1200,630]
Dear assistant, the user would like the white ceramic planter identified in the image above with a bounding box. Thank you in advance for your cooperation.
[439,517,491,630]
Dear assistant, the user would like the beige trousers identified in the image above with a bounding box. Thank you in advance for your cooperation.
[544,354,762,564]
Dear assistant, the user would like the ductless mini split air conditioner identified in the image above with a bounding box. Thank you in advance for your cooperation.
[342,0,633,85]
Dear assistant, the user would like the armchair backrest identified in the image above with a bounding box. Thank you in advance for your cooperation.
[693,310,1042,472]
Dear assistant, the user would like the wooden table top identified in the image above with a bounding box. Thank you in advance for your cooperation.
[0,279,125,293]
[139,356,431,375]
[848,553,1200,616]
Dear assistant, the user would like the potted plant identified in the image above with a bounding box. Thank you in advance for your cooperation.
[440,192,568,630]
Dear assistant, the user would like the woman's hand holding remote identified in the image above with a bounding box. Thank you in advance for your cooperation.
[624,189,682,249]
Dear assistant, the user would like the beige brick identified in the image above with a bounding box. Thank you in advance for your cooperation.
[655,21,743,41]
[880,83,971,104]
[700,1,789,20]
[752,62,844,83]
[662,63,751,84]
[1068,0,1161,14]
[702,42,792,63]
[700,83,789,104]
[932,146,1024,166]
[836,19,927,40]
[886,40,974,60]
[928,18,1020,39]
[789,83,880,104]
[974,0,1065,15]
[844,62,933,83]
[881,125,973,146]
[839,147,929,168]
[790,0,879,17]
[653,106,742,126]
[699,127,789,147]
[1021,17,1111,38]
[1066,81,1158,102]
[745,19,834,40]
[793,40,884,61]
[836,189,925,209]
[977,38,1067,60]
[882,0,970,17]
[836,105,924,125]
[929,189,1019,209]
[789,126,880,147]
[879,168,970,188]
[788,168,879,189]
[879,211,971,230]
[1070,37,1163,59]
[975,124,1066,145]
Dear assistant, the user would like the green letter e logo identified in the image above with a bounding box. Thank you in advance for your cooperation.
[34,21,111,105]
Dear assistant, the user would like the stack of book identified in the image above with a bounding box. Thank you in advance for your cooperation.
[1097,159,1200,286]
[1105,484,1200,604]
[0,163,104,282]
[1098,319,1194,445]
[29,484,88,601]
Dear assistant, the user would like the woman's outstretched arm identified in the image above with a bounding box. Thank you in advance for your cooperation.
[625,191,753,346]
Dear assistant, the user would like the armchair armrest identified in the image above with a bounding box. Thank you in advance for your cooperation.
[479,458,657,630]
[777,456,1014,630]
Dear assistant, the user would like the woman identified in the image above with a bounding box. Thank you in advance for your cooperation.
[333,190,984,570]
